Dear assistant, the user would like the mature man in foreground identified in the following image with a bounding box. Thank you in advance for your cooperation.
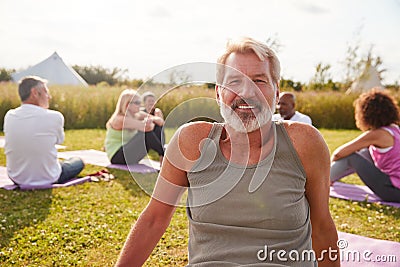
[116,37,339,266]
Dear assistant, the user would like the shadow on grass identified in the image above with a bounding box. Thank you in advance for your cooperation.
[0,189,52,248]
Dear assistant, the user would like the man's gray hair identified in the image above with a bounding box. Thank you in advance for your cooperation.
[142,91,156,102]
[217,37,281,85]
[18,76,47,102]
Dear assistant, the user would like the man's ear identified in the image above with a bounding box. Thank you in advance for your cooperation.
[31,87,40,98]
[215,85,221,105]
[275,85,280,106]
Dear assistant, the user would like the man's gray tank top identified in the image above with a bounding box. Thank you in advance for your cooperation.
[186,122,316,266]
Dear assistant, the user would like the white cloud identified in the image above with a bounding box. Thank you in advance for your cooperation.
[292,0,330,14]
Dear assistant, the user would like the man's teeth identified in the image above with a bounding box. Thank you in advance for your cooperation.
[238,105,255,109]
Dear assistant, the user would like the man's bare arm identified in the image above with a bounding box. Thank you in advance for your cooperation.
[286,122,340,266]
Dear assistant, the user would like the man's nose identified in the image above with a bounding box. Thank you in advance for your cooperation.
[237,80,257,99]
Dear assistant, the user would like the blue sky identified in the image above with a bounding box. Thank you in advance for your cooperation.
[1,0,399,84]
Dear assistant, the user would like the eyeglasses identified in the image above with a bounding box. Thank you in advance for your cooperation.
[129,100,141,105]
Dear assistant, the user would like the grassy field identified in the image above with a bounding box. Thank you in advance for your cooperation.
[0,128,399,266]
[2,81,400,130]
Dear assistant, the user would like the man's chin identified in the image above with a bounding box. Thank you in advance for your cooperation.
[220,106,271,133]
[279,112,288,118]
[225,120,263,133]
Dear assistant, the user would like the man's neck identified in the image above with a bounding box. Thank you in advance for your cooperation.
[283,111,295,120]
[220,122,275,165]
[22,100,36,105]
[224,123,271,145]
[22,99,43,107]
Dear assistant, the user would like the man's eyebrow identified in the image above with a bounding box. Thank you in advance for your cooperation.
[252,73,269,79]
[223,73,269,82]
[224,74,242,80]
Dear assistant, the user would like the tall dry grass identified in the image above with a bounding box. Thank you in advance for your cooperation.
[0,82,219,130]
[1,82,400,130]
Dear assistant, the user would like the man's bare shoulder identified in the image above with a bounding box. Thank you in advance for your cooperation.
[282,120,318,135]
[179,121,214,139]
[177,121,214,148]
[281,121,330,179]
[281,121,327,151]
[168,121,215,162]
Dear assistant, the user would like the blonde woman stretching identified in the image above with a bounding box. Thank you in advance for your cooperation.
[104,89,164,165]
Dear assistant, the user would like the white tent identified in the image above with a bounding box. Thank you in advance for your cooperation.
[347,61,383,93]
[11,52,88,86]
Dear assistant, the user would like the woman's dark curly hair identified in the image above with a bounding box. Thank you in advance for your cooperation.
[354,88,400,131]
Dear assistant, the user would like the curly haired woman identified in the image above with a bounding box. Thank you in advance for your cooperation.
[330,88,400,202]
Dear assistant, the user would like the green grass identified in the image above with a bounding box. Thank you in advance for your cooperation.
[320,128,364,185]
[0,128,399,266]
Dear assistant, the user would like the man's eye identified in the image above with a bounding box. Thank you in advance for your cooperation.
[254,79,267,84]
[228,80,240,85]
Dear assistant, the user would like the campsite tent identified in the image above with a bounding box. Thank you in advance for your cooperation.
[11,52,88,86]
[347,60,383,93]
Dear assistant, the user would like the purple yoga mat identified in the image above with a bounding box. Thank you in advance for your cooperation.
[107,163,158,173]
[330,182,400,208]
[57,150,159,173]
[338,231,400,266]
[0,165,91,190]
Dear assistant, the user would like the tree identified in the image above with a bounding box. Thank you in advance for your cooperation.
[307,63,339,91]
[363,46,386,79]
[72,65,127,85]
[342,41,363,87]
[168,70,192,85]
[311,63,331,86]
[280,78,303,92]
[341,25,385,88]
[265,33,283,53]
[0,68,15,82]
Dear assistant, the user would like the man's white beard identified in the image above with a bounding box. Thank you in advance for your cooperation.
[220,102,272,133]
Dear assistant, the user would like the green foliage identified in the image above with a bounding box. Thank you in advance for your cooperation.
[294,91,358,129]
[306,63,341,91]
[280,78,303,92]
[0,129,399,266]
[155,85,222,127]
[309,62,332,89]
[0,68,15,82]
[72,65,128,86]
[0,83,20,128]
